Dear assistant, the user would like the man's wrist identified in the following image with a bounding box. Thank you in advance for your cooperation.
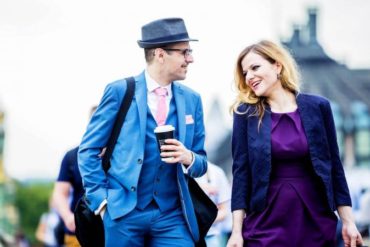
[189,151,194,165]
[185,151,194,166]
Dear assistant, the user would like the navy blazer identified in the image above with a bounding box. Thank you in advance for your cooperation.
[231,93,352,214]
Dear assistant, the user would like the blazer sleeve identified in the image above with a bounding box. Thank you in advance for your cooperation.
[186,94,207,178]
[78,82,122,211]
[321,100,352,207]
[231,105,250,212]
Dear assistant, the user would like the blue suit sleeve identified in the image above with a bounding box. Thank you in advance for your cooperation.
[321,101,352,207]
[187,95,207,178]
[231,105,250,212]
[78,83,121,211]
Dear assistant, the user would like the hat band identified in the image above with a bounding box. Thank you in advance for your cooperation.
[142,32,190,43]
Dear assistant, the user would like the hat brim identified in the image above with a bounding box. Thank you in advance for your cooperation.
[137,38,198,48]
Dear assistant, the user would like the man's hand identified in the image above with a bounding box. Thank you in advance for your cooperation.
[64,212,76,232]
[160,139,193,165]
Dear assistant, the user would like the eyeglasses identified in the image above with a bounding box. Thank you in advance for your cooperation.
[162,48,193,58]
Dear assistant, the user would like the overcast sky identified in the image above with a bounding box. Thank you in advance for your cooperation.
[1,0,370,180]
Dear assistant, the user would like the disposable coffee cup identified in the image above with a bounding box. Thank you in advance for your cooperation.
[154,125,175,162]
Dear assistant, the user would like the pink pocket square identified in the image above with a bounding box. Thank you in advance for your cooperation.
[185,115,194,124]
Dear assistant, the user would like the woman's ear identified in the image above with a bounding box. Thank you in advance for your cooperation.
[275,62,283,74]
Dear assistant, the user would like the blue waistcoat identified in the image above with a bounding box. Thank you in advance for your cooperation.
[136,98,180,211]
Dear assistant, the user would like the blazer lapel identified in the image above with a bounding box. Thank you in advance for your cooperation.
[247,106,271,144]
[297,94,316,158]
[172,82,186,144]
[248,105,271,172]
[135,72,148,145]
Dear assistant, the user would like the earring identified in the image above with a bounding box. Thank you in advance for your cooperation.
[277,74,281,80]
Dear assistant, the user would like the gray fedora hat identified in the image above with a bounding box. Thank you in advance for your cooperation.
[137,18,198,48]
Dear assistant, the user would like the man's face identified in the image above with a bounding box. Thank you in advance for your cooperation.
[161,42,194,82]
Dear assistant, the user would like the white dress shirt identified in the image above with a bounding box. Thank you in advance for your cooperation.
[145,70,172,122]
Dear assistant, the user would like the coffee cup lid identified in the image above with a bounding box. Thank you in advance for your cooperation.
[154,125,175,133]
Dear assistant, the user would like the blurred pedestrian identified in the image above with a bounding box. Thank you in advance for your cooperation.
[195,162,231,247]
[16,230,30,247]
[52,106,97,247]
[227,40,363,247]
[35,200,61,247]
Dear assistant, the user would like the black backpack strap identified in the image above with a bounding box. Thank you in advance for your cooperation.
[102,77,135,173]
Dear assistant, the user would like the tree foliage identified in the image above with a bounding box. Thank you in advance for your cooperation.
[13,180,54,244]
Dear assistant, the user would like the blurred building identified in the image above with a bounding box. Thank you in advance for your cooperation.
[282,8,370,168]
[207,8,370,178]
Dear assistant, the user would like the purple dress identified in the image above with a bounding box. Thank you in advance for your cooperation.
[242,110,337,247]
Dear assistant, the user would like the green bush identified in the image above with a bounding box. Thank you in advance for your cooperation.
[13,180,54,245]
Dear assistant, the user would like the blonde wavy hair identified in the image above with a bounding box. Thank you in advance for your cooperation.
[230,40,301,124]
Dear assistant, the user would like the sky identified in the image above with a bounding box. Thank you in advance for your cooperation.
[1,0,370,180]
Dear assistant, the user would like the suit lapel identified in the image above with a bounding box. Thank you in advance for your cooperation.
[172,82,186,144]
[135,72,148,145]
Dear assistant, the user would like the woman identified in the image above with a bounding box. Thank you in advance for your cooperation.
[227,40,363,247]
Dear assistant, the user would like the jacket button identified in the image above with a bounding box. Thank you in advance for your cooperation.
[131,186,136,192]
[137,159,143,164]
[154,191,158,196]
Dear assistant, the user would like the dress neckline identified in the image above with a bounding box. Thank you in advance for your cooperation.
[271,109,298,115]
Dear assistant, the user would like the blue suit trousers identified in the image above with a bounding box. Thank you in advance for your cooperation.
[103,202,194,247]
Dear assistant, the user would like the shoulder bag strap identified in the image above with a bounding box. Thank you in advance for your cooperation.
[102,77,135,173]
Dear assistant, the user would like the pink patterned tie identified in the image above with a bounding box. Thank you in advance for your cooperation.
[154,87,168,126]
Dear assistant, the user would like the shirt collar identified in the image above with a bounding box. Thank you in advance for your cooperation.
[145,70,172,97]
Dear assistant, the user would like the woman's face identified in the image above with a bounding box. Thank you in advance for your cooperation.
[241,51,282,97]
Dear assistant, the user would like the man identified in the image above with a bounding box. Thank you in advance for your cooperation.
[52,146,82,247]
[52,106,97,247]
[78,18,207,247]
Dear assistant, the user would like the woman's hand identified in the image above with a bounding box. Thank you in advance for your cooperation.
[227,209,246,247]
[342,221,363,247]
[338,206,363,247]
[226,232,244,247]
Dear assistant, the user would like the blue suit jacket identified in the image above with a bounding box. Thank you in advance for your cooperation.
[231,93,352,214]
[78,71,207,241]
